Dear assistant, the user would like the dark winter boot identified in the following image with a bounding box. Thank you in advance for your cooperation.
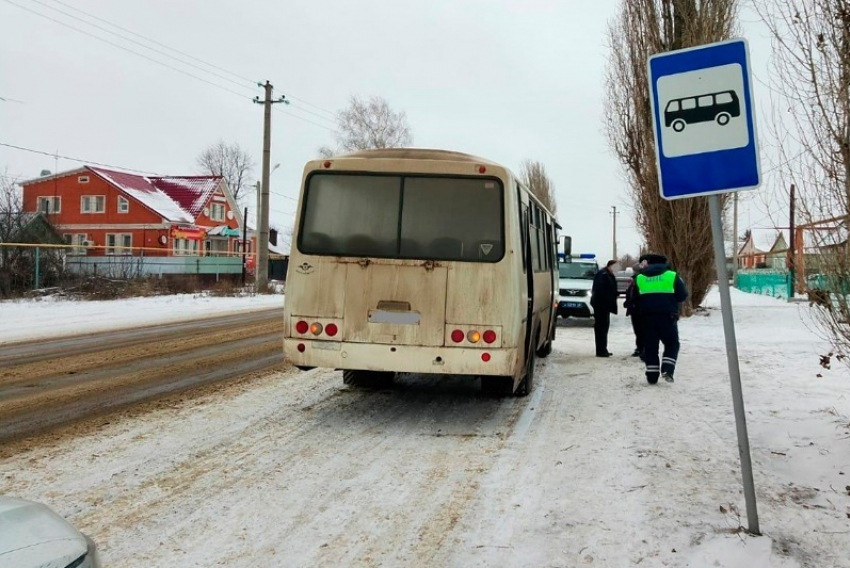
[646,372,659,385]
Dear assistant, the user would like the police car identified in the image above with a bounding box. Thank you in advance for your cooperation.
[557,253,599,319]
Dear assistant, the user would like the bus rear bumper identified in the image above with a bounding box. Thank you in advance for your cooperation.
[284,339,519,377]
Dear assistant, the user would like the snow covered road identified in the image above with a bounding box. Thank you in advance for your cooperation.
[1,291,848,567]
[0,309,284,441]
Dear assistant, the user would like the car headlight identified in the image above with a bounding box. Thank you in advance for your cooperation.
[66,535,102,568]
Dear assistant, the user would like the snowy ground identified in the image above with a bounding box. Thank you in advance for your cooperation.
[0,293,284,344]
[1,288,848,567]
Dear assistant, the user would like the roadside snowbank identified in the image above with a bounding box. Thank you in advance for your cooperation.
[0,294,283,344]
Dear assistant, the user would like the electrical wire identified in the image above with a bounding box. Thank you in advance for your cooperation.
[0,141,161,174]
[4,0,339,131]
[3,0,252,100]
[44,0,257,85]
[27,0,250,90]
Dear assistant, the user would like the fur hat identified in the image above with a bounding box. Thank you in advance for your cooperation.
[639,252,668,265]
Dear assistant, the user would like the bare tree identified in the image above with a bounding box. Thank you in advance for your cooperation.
[0,174,64,296]
[319,96,413,157]
[0,173,24,296]
[519,160,558,215]
[196,141,255,205]
[755,0,850,361]
[604,0,740,314]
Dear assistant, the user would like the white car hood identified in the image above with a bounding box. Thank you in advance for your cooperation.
[0,497,87,568]
[559,278,593,291]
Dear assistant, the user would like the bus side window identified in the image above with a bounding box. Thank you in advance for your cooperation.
[520,202,529,273]
[530,213,542,273]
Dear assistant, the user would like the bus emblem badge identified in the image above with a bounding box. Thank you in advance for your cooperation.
[296,262,314,274]
[480,243,493,256]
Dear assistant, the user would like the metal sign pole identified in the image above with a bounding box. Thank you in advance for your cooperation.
[708,194,760,535]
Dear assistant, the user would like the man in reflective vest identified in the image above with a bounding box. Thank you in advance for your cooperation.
[635,253,689,384]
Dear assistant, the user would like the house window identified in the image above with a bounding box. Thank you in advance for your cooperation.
[37,196,61,214]
[63,233,88,255]
[211,203,225,222]
[118,196,129,213]
[207,239,228,256]
[81,195,105,213]
[172,238,200,256]
[106,233,132,255]
[78,175,90,184]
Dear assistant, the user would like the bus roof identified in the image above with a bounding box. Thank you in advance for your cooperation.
[333,148,502,166]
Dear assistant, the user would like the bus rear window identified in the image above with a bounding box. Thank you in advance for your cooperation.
[298,173,504,262]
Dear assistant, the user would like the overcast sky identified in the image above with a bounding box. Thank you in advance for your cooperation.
[0,0,782,256]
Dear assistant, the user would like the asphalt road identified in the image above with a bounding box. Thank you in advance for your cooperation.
[0,308,285,442]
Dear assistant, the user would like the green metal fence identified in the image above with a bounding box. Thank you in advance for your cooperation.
[736,269,791,299]
[736,269,849,300]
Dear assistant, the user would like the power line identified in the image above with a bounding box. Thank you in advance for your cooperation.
[3,0,252,100]
[270,189,298,202]
[273,103,336,131]
[4,0,339,131]
[0,141,161,174]
[38,0,339,121]
[43,0,339,119]
[44,0,257,86]
[26,0,251,91]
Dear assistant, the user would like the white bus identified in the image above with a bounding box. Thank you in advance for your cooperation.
[283,149,559,396]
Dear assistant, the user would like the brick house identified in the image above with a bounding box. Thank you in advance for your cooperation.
[21,166,249,259]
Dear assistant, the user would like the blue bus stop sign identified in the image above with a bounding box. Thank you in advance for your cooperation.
[649,39,760,200]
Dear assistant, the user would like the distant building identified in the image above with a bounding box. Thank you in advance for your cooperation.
[21,166,251,258]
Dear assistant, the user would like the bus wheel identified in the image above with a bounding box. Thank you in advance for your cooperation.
[672,119,686,132]
[516,348,536,397]
[343,370,395,389]
[537,338,553,358]
[716,112,731,126]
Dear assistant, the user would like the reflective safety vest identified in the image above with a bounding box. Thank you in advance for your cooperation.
[636,271,677,294]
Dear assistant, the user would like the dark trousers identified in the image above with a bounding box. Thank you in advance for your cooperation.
[642,313,680,379]
[594,311,611,355]
[630,314,644,354]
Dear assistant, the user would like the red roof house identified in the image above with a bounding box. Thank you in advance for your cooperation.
[21,166,247,258]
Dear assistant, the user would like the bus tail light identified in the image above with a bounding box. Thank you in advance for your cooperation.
[481,353,491,362]
[467,330,481,343]
[325,323,338,337]
[296,321,309,334]
[297,343,306,353]
[451,330,465,343]
[483,330,497,344]
[310,323,324,335]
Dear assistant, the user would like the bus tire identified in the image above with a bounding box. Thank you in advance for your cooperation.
[672,119,686,132]
[516,347,536,397]
[343,370,395,388]
[537,338,553,358]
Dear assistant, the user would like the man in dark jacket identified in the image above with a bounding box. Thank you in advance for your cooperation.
[591,259,618,357]
[623,265,644,359]
[635,253,688,384]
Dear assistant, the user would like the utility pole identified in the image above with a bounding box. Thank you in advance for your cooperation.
[253,81,288,292]
[732,193,739,287]
[788,184,796,299]
[256,180,261,232]
[241,206,248,286]
[610,205,618,260]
